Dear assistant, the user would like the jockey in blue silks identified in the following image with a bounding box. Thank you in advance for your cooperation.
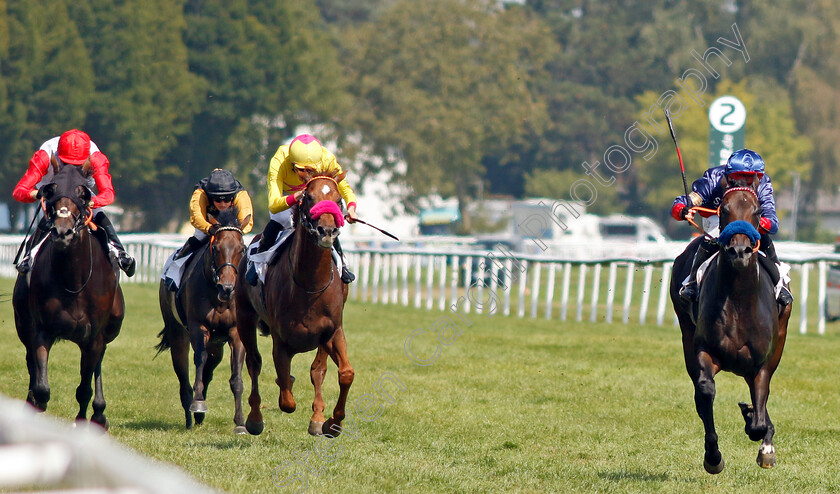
[671,148,793,306]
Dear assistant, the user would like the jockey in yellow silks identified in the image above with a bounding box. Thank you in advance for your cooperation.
[250,134,358,284]
[162,169,254,291]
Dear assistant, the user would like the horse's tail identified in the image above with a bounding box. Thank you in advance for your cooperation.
[153,327,171,357]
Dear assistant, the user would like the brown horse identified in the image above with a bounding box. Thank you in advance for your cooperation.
[156,207,250,432]
[236,172,353,437]
[12,156,125,429]
[671,183,791,473]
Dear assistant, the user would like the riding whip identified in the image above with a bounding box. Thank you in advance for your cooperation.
[13,203,42,266]
[664,109,690,198]
[347,217,400,241]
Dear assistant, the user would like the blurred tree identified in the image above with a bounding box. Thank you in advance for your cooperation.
[314,0,396,24]
[0,0,94,228]
[173,0,348,231]
[66,0,200,229]
[343,0,555,231]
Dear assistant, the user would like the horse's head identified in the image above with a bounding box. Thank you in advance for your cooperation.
[39,154,93,250]
[207,207,249,302]
[718,184,761,271]
[296,171,346,249]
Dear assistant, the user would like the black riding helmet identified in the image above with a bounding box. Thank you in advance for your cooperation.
[198,169,243,202]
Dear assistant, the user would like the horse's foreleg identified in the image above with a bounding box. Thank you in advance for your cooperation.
[273,342,296,413]
[693,350,723,474]
[90,348,108,430]
[308,346,329,435]
[743,369,776,468]
[236,292,263,435]
[26,342,51,411]
[194,342,223,425]
[228,328,247,435]
[322,328,354,438]
[189,325,210,415]
[76,335,104,426]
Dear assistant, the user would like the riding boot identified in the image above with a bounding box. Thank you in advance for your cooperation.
[759,236,794,306]
[257,219,283,253]
[679,237,717,301]
[93,212,136,277]
[333,237,355,284]
[174,236,204,260]
[246,220,283,286]
[16,217,50,275]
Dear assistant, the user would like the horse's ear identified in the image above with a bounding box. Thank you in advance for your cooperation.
[208,215,219,225]
[81,157,93,177]
[335,171,347,183]
[720,174,730,189]
[77,185,92,204]
[41,183,57,201]
[240,214,251,231]
[50,152,60,173]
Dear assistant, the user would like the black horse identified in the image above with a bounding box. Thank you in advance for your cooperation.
[12,156,125,429]
[671,184,792,473]
[156,207,250,432]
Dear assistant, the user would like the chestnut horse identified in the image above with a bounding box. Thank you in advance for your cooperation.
[12,157,125,429]
[156,207,250,432]
[671,184,792,473]
[236,171,353,437]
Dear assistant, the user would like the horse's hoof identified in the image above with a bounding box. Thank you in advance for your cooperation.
[704,457,725,474]
[234,425,248,435]
[757,444,776,468]
[189,400,208,413]
[322,418,340,438]
[308,421,324,436]
[194,412,206,425]
[245,419,264,435]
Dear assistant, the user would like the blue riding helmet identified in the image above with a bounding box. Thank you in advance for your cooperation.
[724,149,765,175]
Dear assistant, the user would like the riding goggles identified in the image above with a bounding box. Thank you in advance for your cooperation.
[727,171,763,182]
[212,195,235,203]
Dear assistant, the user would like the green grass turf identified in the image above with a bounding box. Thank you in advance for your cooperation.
[1,277,840,493]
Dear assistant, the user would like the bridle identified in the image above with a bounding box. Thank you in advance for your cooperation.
[208,226,244,284]
[42,197,96,236]
[289,175,341,294]
[298,176,342,236]
[42,198,96,294]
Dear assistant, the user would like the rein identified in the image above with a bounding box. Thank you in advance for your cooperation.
[686,187,760,235]
[287,246,334,295]
[54,226,94,294]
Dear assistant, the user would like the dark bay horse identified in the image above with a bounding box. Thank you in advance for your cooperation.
[236,171,353,437]
[156,208,250,432]
[12,156,125,429]
[671,183,792,473]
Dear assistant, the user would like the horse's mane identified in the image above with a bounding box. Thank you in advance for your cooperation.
[212,207,240,228]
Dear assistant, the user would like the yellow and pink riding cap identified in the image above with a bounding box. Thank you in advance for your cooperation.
[289,134,323,171]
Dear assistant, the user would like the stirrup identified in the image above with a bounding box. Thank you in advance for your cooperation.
[246,263,259,286]
[164,277,177,292]
[16,257,31,275]
[341,266,355,284]
[679,281,697,301]
[777,286,793,306]
[118,252,136,277]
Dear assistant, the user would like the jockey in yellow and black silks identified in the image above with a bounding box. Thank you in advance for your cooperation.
[249,134,358,285]
[163,169,253,291]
